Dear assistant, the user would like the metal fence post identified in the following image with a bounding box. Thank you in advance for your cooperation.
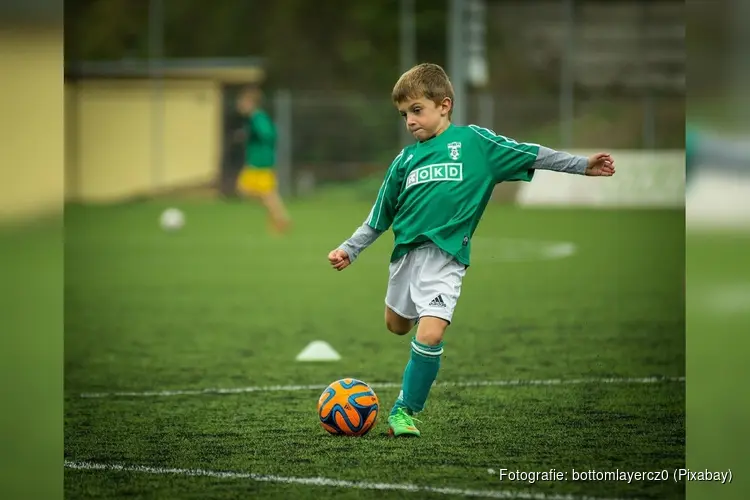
[559,0,575,149]
[643,93,656,149]
[148,0,165,192]
[274,90,293,197]
[399,0,416,146]
[447,0,467,126]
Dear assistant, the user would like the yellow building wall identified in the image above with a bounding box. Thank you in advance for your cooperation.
[0,27,63,222]
[161,80,222,189]
[66,78,221,203]
[70,80,154,202]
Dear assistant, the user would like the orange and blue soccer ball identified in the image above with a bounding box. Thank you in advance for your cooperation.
[317,378,379,436]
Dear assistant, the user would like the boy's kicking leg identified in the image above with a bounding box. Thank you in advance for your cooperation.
[388,316,448,437]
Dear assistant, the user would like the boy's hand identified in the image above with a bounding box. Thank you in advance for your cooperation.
[585,153,616,176]
[328,248,351,271]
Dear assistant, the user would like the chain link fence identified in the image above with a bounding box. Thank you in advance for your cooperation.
[263,91,683,197]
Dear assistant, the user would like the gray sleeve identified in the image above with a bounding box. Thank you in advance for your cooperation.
[533,145,588,175]
[338,223,383,263]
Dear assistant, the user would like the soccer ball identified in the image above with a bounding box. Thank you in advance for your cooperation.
[317,378,379,436]
[160,208,185,231]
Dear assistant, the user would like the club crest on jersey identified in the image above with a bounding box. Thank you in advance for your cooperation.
[447,141,462,160]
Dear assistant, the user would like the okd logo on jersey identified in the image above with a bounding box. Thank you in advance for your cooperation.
[405,163,463,190]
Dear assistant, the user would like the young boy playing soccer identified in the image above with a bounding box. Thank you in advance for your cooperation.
[327,63,615,438]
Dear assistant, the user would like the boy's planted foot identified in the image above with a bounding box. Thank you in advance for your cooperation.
[269,218,291,235]
[388,407,421,437]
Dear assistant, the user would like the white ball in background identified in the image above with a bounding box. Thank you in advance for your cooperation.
[160,208,185,231]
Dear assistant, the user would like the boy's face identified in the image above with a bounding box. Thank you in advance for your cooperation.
[397,97,451,141]
[236,91,259,116]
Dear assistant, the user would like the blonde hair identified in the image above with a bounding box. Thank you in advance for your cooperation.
[238,85,262,101]
[391,63,455,117]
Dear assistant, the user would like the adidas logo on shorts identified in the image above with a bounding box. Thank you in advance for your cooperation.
[428,295,447,308]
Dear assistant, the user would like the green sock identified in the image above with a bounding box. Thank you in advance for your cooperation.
[390,337,443,416]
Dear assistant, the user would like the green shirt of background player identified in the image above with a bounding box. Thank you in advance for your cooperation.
[326,63,615,438]
[244,106,276,168]
[235,85,290,233]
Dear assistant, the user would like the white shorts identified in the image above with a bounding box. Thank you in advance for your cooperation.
[385,243,467,324]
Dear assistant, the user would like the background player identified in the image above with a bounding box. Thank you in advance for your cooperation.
[235,85,291,233]
[327,63,615,438]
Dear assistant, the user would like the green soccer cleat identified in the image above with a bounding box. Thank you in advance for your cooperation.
[388,408,421,437]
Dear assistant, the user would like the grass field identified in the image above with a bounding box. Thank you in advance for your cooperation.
[685,228,750,500]
[64,197,686,499]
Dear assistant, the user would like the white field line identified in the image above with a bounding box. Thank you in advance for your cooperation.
[64,460,635,500]
[79,376,685,399]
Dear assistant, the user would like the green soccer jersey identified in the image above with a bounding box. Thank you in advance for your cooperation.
[365,123,540,266]
[245,109,277,168]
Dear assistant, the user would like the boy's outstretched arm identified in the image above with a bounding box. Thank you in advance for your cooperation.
[327,148,406,271]
[534,147,615,176]
[468,125,615,180]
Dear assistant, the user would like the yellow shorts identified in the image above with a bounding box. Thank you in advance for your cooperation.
[237,167,276,196]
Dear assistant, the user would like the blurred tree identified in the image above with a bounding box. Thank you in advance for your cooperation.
[65,0,150,60]
[65,0,447,92]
